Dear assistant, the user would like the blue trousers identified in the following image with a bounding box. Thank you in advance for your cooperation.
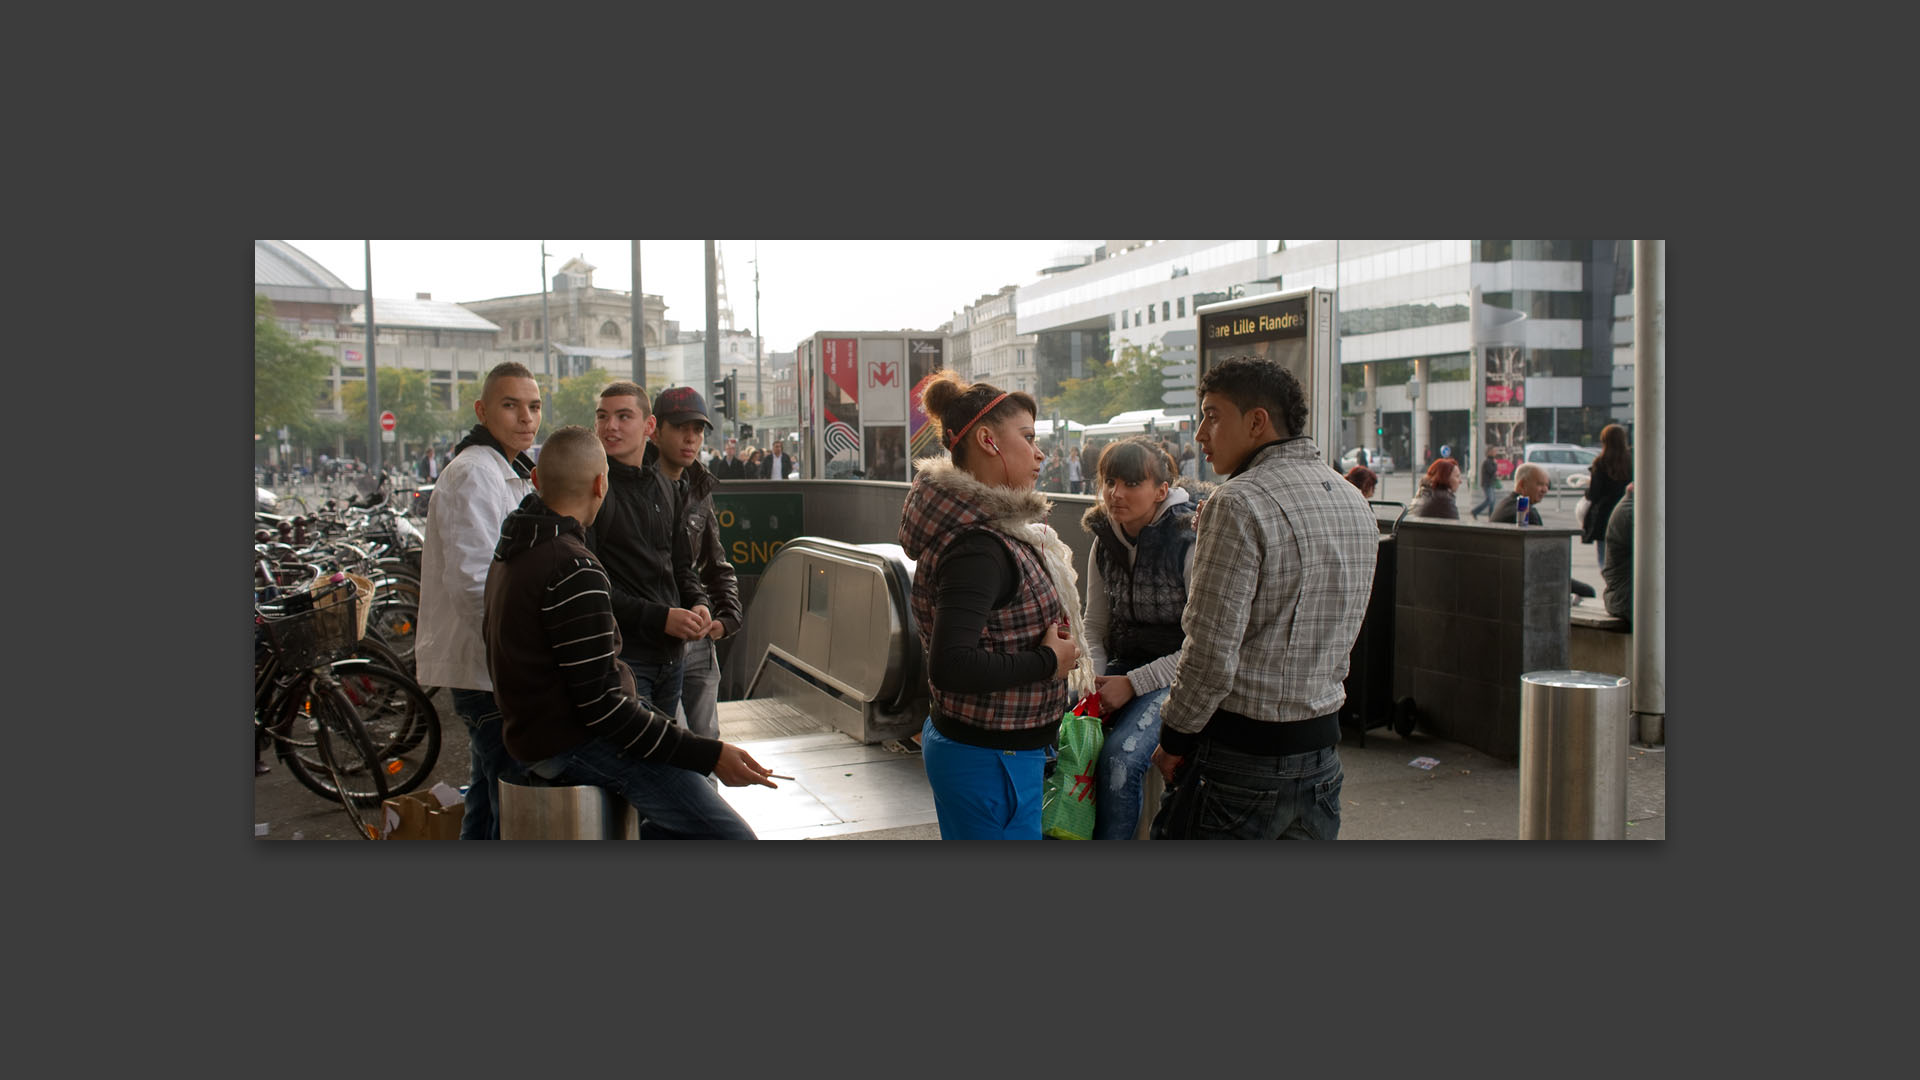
[920,717,1046,840]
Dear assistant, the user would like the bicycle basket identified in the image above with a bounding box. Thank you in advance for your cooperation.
[260,572,373,669]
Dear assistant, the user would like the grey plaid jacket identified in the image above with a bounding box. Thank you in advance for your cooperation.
[1163,438,1379,739]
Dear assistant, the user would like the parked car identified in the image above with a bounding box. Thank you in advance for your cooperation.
[1522,443,1599,489]
[1339,447,1394,475]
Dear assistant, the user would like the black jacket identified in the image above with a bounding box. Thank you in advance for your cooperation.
[484,493,719,773]
[585,442,709,662]
[1410,482,1460,520]
[676,460,742,638]
[1582,465,1631,544]
[1490,491,1541,525]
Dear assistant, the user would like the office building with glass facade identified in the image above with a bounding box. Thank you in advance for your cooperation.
[1015,239,1635,469]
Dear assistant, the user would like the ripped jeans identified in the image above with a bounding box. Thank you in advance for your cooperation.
[1091,681,1170,840]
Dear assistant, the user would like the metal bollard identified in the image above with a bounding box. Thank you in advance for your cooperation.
[498,780,640,840]
[1518,671,1632,839]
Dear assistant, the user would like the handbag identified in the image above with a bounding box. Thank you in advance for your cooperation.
[1574,496,1592,529]
[1041,692,1105,840]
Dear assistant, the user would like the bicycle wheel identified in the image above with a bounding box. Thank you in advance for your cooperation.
[330,661,440,796]
[351,631,408,673]
[274,675,392,813]
[365,599,417,669]
[310,683,390,839]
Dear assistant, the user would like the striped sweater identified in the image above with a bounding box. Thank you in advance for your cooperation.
[483,492,722,774]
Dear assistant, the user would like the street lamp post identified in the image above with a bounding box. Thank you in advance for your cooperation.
[753,241,763,420]
[541,242,553,397]
[364,240,381,474]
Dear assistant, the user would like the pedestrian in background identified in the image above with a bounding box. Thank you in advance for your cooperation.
[1344,465,1377,499]
[1582,424,1632,568]
[1469,454,1499,519]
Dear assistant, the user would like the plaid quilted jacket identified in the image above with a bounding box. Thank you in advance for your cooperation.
[899,458,1093,738]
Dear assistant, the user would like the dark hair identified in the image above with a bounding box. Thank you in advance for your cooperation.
[1423,457,1460,489]
[1345,465,1377,497]
[1593,423,1631,482]
[1197,356,1308,437]
[919,369,1036,465]
[1097,435,1176,487]
[599,380,650,416]
[482,360,537,399]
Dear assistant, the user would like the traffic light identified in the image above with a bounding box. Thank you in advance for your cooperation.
[712,374,737,422]
[739,423,755,441]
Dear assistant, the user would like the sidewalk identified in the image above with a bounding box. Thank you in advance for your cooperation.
[717,719,1665,841]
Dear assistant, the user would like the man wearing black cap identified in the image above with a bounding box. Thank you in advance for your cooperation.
[649,385,743,741]
[589,381,710,721]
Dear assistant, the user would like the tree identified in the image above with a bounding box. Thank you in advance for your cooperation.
[343,366,441,461]
[1041,342,1167,424]
[255,294,332,438]
[547,370,618,432]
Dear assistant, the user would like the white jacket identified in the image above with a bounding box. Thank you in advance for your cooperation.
[415,443,532,691]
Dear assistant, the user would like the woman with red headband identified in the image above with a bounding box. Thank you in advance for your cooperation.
[898,370,1092,839]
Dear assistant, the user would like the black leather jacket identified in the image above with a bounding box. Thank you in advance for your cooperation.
[585,442,708,662]
[677,460,742,638]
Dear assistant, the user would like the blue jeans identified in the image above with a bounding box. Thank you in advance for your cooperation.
[1091,684,1170,840]
[920,717,1046,840]
[449,688,526,841]
[1150,741,1342,840]
[623,652,685,719]
[675,637,719,740]
[1470,485,1497,517]
[531,737,757,839]
[1593,538,1607,572]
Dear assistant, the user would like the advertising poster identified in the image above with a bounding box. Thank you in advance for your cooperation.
[1482,341,1527,479]
[822,337,862,474]
[908,338,942,465]
[860,338,905,423]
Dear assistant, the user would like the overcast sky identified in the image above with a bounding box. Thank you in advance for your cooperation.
[281,240,1095,355]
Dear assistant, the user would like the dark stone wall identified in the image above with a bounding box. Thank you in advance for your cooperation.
[1392,520,1574,759]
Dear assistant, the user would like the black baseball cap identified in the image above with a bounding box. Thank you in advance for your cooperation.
[653,386,712,429]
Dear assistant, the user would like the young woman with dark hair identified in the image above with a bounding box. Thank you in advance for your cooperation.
[897,370,1091,839]
[1080,436,1210,839]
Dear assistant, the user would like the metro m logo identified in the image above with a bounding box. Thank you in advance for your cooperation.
[869,361,898,387]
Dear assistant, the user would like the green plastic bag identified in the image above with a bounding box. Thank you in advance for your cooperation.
[1042,693,1104,840]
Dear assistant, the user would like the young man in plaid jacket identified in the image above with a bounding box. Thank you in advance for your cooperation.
[1150,357,1379,840]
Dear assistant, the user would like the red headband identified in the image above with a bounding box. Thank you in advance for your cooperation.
[947,391,1012,449]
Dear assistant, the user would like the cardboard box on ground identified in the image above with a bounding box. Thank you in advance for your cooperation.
[383,782,465,840]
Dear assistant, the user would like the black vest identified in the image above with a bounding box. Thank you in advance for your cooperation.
[1089,500,1197,666]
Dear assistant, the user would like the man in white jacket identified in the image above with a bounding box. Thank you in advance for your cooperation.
[416,361,542,839]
